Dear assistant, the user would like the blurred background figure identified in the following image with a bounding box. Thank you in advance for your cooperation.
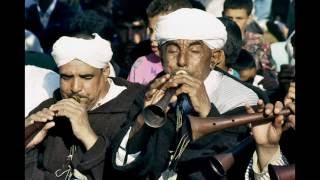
[127,0,193,85]
[217,17,243,79]
[194,0,226,17]
[25,0,80,53]
[233,49,266,90]
[25,0,37,8]
[25,29,43,53]
[25,65,59,117]
[271,30,295,72]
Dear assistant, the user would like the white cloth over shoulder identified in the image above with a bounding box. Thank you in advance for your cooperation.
[51,33,113,69]
[90,78,126,110]
[155,8,227,49]
[25,65,59,117]
[204,70,259,114]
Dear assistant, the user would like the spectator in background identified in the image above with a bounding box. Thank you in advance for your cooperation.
[269,32,295,103]
[223,0,277,73]
[233,49,266,91]
[223,0,279,101]
[252,0,273,30]
[127,0,192,85]
[217,17,243,79]
[270,0,294,32]
[270,30,295,72]
[25,0,80,53]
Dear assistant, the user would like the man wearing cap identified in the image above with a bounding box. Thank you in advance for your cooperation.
[25,33,145,180]
[110,8,266,179]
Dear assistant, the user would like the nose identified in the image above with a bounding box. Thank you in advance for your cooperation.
[177,51,187,67]
[71,78,82,94]
[149,30,156,40]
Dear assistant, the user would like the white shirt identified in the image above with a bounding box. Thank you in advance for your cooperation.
[37,0,58,28]
[90,78,126,110]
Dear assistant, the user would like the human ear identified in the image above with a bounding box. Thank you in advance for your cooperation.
[102,64,110,79]
[247,14,253,24]
[211,49,224,68]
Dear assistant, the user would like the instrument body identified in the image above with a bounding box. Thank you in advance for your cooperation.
[209,136,255,176]
[188,108,291,141]
[142,87,177,128]
[269,164,295,180]
[142,70,188,128]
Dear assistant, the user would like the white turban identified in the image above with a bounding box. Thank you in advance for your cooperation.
[51,33,113,69]
[155,8,227,49]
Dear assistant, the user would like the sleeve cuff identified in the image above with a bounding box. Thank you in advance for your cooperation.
[79,136,110,169]
[252,146,288,178]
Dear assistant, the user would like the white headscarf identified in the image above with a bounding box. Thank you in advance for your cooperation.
[155,8,227,49]
[51,33,113,69]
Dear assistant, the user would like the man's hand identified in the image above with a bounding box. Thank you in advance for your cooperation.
[284,82,295,105]
[25,108,56,149]
[245,99,294,171]
[145,72,211,117]
[283,82,295,130]
[168,73,211,117]
[49,98,98,150]
[283,102,295,131]
[144,74,172,109]
[245,100,285,147]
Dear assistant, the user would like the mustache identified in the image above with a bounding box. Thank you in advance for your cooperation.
[69,94,87,101]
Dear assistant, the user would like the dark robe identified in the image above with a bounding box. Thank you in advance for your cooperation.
[25,77,146,180]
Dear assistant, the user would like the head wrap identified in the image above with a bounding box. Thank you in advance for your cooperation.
[51,33,113,68]
[155,8,227,49]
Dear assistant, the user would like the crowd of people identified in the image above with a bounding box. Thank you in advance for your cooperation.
[25,0,295,179]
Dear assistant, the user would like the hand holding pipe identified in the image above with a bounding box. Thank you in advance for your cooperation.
[25,96,81,147]
[142,70,188,128]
